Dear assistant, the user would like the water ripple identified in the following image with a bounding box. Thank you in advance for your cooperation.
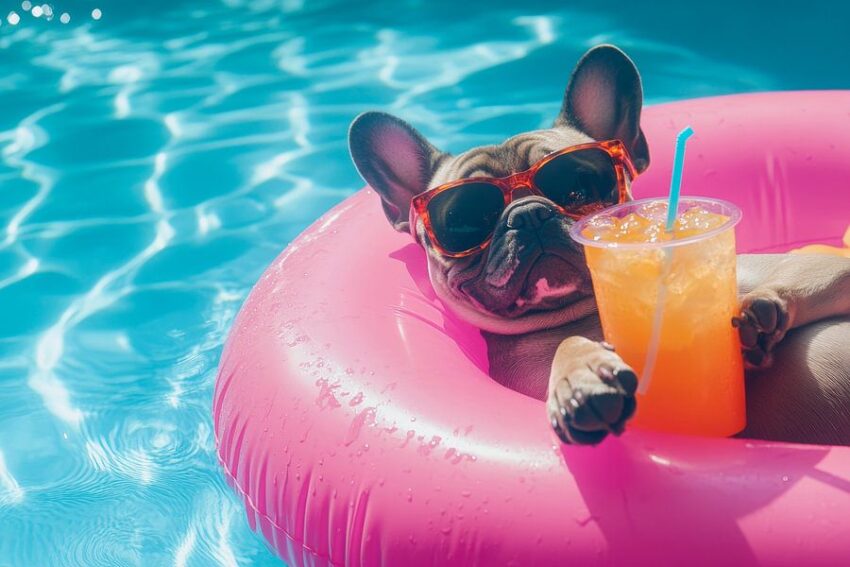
[0,448,25,506]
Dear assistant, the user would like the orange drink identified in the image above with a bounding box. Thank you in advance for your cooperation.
[570,198,745,437]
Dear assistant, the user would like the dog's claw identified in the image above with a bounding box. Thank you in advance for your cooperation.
[551,416,570,444]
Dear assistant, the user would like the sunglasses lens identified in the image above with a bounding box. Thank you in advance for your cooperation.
[427,182,504,254]
[533,147,619,214]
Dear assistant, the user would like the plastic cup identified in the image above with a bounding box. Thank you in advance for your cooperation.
[569,197,745,437]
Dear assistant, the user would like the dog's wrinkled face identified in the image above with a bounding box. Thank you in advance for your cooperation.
[418,129,601,334]
[349,45,650,335]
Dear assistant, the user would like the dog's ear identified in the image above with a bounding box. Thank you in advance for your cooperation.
[349,112,443,232]
[555,45,650,173]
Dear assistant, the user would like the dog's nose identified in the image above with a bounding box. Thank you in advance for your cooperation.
[506,199,556,230]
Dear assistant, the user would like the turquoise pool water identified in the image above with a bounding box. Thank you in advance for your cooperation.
[1,1,848,565]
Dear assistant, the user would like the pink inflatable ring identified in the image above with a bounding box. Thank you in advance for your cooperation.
[214,92,850,565]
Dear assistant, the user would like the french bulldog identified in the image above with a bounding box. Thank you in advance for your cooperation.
[348,45,850,446]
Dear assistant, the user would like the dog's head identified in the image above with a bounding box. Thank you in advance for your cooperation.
[348,45,650,334]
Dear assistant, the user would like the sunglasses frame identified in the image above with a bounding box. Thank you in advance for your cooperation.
[410,139,640,258]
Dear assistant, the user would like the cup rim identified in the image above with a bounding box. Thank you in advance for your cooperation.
[568,196,742,250]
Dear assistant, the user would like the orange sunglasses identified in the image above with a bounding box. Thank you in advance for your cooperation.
[409,139,639,258]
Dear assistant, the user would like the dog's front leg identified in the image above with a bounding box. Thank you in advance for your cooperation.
[547,336,638,445]
[735,255,850,368]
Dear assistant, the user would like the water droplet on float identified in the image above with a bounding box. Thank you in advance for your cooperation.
[400,430,416,448]
[782,475,790,482]
[343,407,377,446]
[91,8,102,20]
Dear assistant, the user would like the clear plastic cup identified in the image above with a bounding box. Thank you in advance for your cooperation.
[570,197,745,437]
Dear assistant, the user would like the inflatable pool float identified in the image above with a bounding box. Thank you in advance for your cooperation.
[213,91,850,565]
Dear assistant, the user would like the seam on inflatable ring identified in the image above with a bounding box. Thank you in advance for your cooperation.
[747,235,846,252]
[214,434,342,566]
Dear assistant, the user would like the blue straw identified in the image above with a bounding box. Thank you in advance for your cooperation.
[638,126,695,396]
[665,126,695,231]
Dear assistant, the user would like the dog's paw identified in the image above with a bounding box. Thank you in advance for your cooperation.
[732,289,791,369]
[548,342,637,445]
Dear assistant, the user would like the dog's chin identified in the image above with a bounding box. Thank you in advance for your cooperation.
[448,292,597,336]
[450,254,597,335]
[489,254,588,318]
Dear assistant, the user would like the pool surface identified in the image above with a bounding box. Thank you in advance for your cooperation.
[1,1,849,565]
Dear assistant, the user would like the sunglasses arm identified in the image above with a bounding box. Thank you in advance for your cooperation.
[407,205,421,242]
